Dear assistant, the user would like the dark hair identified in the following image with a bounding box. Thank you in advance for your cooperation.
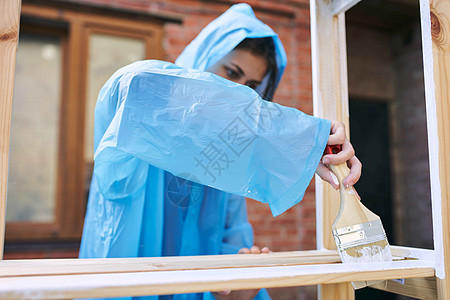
[234,37,278,101]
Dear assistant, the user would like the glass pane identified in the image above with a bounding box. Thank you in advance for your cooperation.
[85,33,145,162]
[6,32,61,222]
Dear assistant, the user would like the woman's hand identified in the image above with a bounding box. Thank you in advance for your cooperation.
[212,246,270,300]
[316,121,362,190]
[238,245,270,254]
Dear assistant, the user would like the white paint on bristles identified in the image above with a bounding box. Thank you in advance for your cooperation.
[419,0,445,279]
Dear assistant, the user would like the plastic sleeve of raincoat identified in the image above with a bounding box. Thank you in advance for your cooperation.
[93,155,150,200]
[94,62,331,216]
[221,194,254,254]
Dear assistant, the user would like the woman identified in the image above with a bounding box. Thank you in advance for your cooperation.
[80,3,361,300]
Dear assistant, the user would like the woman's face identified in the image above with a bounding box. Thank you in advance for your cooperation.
[206,49,268,90]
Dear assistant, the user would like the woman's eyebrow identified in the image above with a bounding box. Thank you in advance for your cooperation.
[231,63,245,76]
[248,79,262,85]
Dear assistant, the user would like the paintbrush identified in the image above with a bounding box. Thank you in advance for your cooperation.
[325,145,392,289]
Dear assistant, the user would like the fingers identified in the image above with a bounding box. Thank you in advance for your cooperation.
[322,138,360,188]
[327,121,345,145]
[211,290,232,299]
[322,120,362,188]
[343,155,362,188]
[261,247,271,253]
[250,246,260,254]
[238,246,270,254]
[238,247,250,254]
[322,138,354,165]
[315,163,339,190]
[217,290,231,296]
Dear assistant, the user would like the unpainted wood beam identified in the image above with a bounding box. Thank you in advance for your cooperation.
[0,0,22,259]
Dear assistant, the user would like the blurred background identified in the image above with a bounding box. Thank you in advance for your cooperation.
[5,0,432,299]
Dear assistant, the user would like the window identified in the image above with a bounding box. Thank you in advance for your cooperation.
[5,3,164,246]
[8,32,62,225]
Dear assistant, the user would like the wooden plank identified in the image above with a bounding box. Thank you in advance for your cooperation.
[0,0,22,259]
[419,0,450,298]
[371,277,437,300]
[0,250,341,278]
[311,3,350,253]
[0,249,414,278]
[310,0,354,296]
[0,260,435,299]
[321,282,354,299]
[56,18,85,240]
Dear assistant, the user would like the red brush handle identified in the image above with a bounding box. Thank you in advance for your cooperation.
[324,145,342,156]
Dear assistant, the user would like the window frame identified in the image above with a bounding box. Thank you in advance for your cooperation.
[5,2,164,242]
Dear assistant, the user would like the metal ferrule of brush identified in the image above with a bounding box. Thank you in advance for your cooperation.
[332,219,387,251]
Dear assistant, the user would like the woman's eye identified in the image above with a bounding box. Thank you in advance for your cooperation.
[247,83,257,90]
[225,67,240,80]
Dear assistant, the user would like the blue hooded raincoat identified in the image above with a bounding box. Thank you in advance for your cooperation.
[79,3,331,300]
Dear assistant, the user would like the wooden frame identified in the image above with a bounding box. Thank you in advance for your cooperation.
[0,0,22,258]
[311,0,450,299]
[0,249,437,299]
[0,0,449,299]
[310,0,356,297]
[419,0,450,297]
[4,2,164,243]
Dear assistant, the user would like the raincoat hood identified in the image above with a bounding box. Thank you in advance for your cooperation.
[175,3,287,99]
